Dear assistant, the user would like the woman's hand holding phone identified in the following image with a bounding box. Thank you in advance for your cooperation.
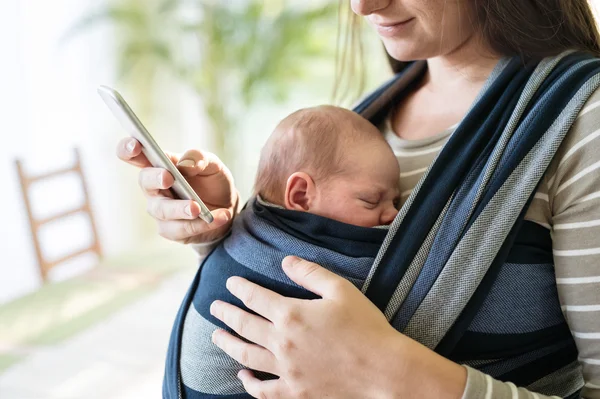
[117,138,237,244]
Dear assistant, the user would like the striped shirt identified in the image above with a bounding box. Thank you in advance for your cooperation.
[386,88,600,399]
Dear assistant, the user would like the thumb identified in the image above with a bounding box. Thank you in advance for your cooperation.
[282,256,347,298]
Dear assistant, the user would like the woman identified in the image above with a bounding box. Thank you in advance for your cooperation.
[118,1,600,398]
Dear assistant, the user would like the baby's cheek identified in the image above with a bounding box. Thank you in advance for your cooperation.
[351,208,381,227]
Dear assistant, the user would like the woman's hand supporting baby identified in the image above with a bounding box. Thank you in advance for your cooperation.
[116,138,238,244]
[210,256,467,399]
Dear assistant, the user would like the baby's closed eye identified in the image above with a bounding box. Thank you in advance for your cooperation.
[358,194,382,208]
[361,201,378,210]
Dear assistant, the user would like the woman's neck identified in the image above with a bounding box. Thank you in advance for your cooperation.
[389,37,502,142]
[424,36,501,93]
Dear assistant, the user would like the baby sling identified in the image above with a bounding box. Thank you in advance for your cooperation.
[163,51,600,398]
[356,51,600,397]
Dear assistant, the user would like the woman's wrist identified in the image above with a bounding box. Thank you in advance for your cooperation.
[365,331,410,399]
[370,333,467,399]
[200,190,240,243]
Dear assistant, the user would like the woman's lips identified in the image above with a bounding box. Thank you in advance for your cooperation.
[373,18,415,38]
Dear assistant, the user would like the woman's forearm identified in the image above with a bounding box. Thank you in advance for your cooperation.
[372,335,466,399]
[376,334,564,399]
[404,342,466,399]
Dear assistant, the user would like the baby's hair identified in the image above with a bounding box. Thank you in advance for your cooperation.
[254,105,382,204]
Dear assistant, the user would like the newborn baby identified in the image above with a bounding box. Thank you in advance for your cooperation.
[255,105,400,227]
[163,106,401,399]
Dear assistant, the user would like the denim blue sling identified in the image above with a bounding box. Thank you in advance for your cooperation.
[163,52,600,399]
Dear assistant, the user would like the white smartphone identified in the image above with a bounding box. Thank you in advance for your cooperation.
[97,85,214,224]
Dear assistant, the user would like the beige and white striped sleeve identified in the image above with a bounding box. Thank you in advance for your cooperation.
[546,87,600,399]
[462,366,561,399]
[190,238,223,259]
[461,88,600,398]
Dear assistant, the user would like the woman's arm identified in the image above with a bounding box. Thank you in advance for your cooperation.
[116,138,238,244]
[210,257,567,399]
[542,87,600,399]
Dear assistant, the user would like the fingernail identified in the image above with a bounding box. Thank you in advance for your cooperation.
[225,277,236,291]
[197,160,206,169]
[219,210,232,223]
[210,301,218,316]
[282,256,300,269]
[177,159,195,168]
[126,140,136,153]
[211,330,220,344]
[184,204,192,217]
[157,173,164,188]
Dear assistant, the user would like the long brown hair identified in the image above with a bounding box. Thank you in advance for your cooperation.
[334,0,600,102]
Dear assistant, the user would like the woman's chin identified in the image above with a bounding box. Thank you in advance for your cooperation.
[381,41,430,63]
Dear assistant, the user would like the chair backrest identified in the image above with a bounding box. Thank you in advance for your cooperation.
[15,148,102,281]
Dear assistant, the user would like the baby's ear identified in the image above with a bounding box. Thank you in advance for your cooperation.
[284,172,315,211]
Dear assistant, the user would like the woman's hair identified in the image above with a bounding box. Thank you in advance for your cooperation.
[334,0,600,100]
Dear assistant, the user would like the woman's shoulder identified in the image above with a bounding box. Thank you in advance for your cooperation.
[544,85,600,214]
[555,84,600,161]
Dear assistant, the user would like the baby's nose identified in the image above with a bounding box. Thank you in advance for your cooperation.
[380,205,399,225]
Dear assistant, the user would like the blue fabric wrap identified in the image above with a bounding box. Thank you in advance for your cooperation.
[163,52,600,398]
[165,200,387,398]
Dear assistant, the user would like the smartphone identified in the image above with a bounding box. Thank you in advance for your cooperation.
[97,85,214,224]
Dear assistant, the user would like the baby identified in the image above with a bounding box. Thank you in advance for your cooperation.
[255,105,400,227]
[163,106,401,399]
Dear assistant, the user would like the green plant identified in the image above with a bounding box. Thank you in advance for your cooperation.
[67,0,339,164]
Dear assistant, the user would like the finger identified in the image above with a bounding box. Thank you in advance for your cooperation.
[147,197,200,221]
[238,369,288,399]
[156,208,232,240]
[138,168,175,196]
[116,138,151,168]
[282,256,350,298]
[176,149,229,177]
[210,300,272,348]
[226,277,285,322]
[165,152,181,166]
[211,329,278,375]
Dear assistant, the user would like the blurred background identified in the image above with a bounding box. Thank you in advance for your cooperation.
[0,0,390,397]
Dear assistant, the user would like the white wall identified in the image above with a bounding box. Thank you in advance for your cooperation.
[0,0,121,302]
[0,0,38,302]
[0,0,197,303]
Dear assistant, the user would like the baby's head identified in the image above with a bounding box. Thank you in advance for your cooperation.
[255,105,400,227]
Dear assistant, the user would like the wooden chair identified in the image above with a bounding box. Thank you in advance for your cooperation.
[15,148,102,281]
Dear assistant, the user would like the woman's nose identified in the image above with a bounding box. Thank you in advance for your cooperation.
[380,205,399,225]
[351,0,390,16]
